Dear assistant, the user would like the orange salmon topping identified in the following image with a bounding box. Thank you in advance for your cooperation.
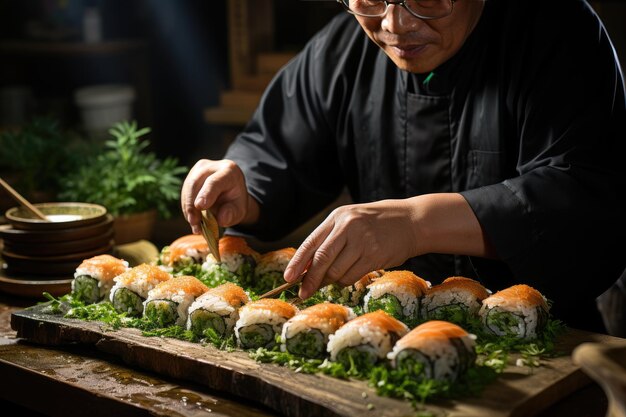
[484,284,549,311]
[349,310,408,335]
[167,234,208,265]
[354,270,384,291]
[152,275,209,297]
[427,276,490,300]
[397,320,470,346]
[207,283,249,307]
[368,270,430,296]
[77,254,127,281]
[290,302,353,331]
[242,298,298,319]
[219,236,260,258]
[258,247,296,265]
[115,263,172,286]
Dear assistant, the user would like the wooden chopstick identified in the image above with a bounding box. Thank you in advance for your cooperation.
[258,271,306,299]
[0,177,49,221]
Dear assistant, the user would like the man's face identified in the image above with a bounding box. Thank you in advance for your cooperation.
[355,1,484,73]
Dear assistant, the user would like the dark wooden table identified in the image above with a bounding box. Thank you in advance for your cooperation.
[0,292,614,417]
[0,293,279,417]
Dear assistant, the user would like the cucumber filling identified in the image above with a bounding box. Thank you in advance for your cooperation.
[144,299,178,327]
[395,349,431,379]
[427,303,468,323]
[72,275,99,304]
[238,324,275,349]
[485,308,527,338]
[189,310,227,338]
[336,346,378,370]
[112,287,144,316]
[367,294,404,320]
[286,329,326,358]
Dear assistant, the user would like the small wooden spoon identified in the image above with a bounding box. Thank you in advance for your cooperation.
[0,177,49,221]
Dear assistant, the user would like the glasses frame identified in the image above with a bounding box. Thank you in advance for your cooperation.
[337,0,456,20]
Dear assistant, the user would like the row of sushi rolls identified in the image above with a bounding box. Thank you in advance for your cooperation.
[69,233,553,383]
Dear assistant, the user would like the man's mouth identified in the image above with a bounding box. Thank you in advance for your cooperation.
[389,44,428,59]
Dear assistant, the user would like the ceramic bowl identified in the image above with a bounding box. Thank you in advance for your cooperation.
[0,214,114,243]
[2,241,114,276]
[5,202,107,230]
[3,228,114,256]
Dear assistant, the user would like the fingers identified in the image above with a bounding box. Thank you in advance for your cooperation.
[181,159,213,233]
[180,159,248,231]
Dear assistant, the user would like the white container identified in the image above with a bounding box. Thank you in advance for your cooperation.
[75,84,135,133]
[83,7,103,43]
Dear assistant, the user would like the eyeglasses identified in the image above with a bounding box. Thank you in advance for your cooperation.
[337,0,455,20]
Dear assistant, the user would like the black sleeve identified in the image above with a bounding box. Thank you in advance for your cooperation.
[224,15,359,241]
[462,0,626,306]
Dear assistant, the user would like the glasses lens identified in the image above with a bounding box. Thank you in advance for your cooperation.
[343,0,453,19]
[406,0,452,19]
[343,0,387,17]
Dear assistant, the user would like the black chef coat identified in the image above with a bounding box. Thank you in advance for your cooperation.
[225,0,626,331]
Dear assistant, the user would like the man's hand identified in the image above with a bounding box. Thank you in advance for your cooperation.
[284,199,420,299]
[180,159,258,233]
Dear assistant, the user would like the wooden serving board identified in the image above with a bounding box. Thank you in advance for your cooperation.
[10,305,626,417]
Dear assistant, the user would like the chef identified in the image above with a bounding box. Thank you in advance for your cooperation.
[182,0,626,333]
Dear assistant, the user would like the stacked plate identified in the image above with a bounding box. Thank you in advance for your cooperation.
[0,202,113,296]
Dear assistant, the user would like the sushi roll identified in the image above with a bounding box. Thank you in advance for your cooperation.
[234,299,298,349]
[254,247,296,294]
[387,320,477,382]
[71,254,129,304]
[109,263,172,316]
[421,276,490,324]
[143,275,209,327]
[363,270,430,322]
[320,270,384,307]
[158,234,209,273]
[201,236,260,287]
[186,282,250,338]
[280,302,356,359]
[479,284,550,339]
[327,310,409,368]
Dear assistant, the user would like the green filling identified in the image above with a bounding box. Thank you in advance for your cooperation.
[321,284,365,307]
[428,303,468,324]
[336,346,378,371]
[253,271,294,296]
[485,309,526,338]
[144,300,178,327]
[189,309,227,338]
[395,351,429,379]
[367,294,404,320]
[72,276,99,304]
[285,330,326,359]
[111,287,145,316]
[238,324,275,349]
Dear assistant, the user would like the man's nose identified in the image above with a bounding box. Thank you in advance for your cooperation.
[381,4,423,34]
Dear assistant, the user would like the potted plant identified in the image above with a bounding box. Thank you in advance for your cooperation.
[0,117,90,212]
[59,121,188,244]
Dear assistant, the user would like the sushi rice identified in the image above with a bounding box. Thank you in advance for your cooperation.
[327,310,408,367]
[234,299,298,349]
[71,254,129,304]
[280,302,356,359]
[479,284,549,339]
[109,263,173,316]
[186,282,250,338]
[387,320,477,382]
[421,276,490,324]
[143,275,209,327]
[363,270,431,322]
